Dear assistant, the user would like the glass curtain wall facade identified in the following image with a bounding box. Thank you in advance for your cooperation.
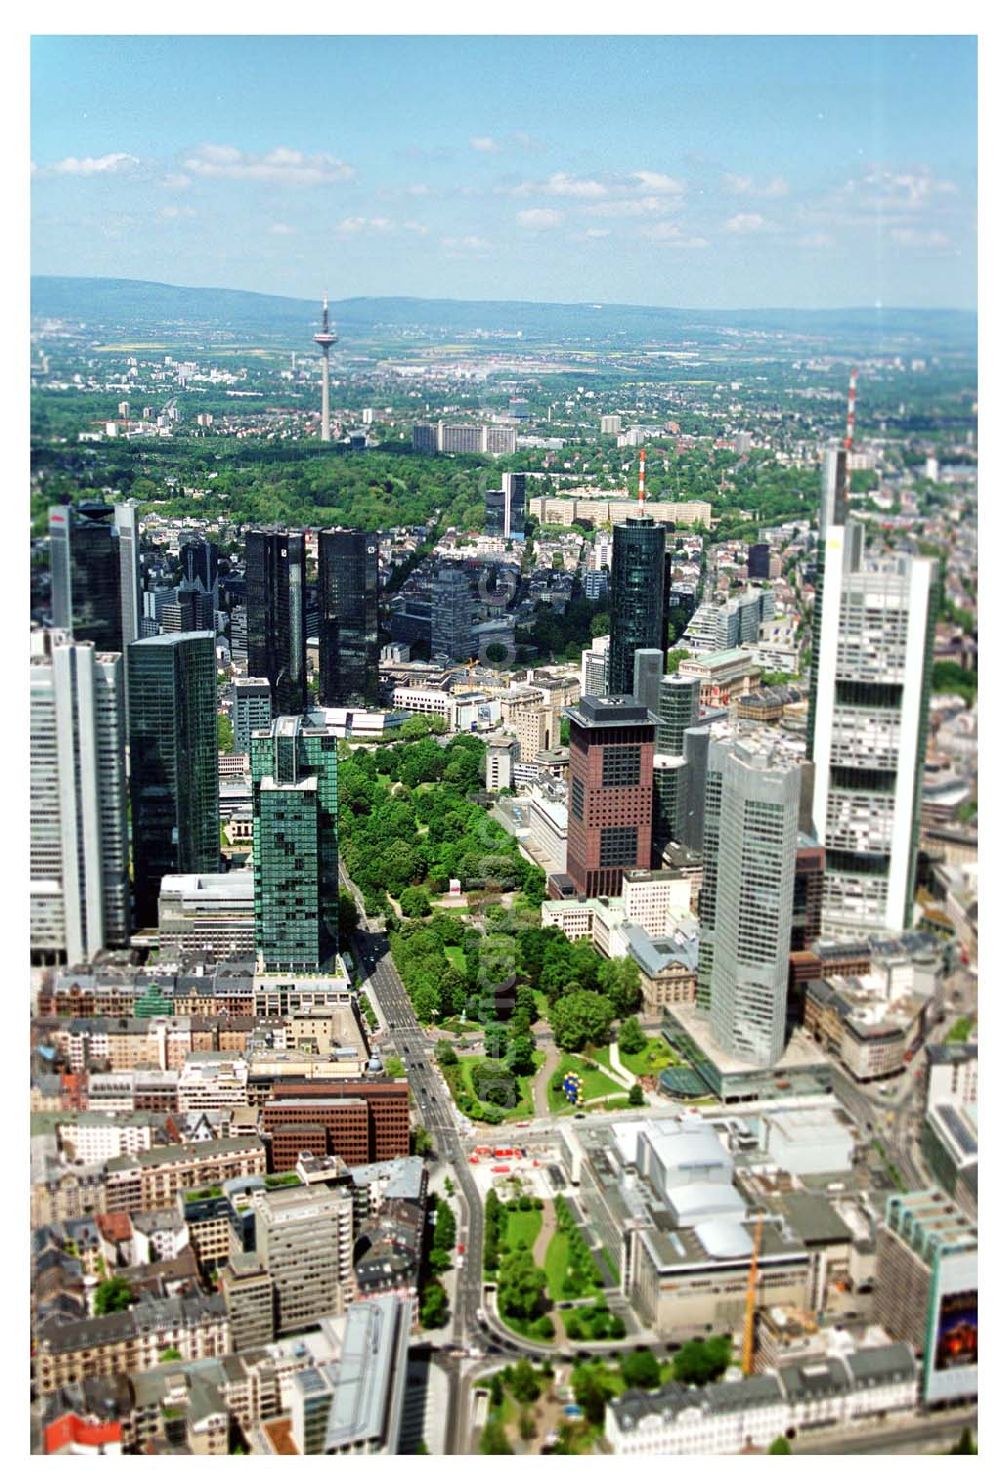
[251,716,339,972]
[318,529,381,708]
[49,501,123,652]
[127,632,220,926]
[246,530,307,716]
[607,515,666,696]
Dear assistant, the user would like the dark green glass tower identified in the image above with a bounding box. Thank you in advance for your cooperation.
[251,716,339,973]
[127,632,220,926]
[607,515,666,696]
[318,528,381,708]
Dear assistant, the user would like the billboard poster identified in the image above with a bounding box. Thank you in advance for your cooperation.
[934,1290,978,1371]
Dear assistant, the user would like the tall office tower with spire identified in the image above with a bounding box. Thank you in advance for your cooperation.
[251,716,339,973]
[809,510,937,936]
[49,501,123,651]
[607,451,666,696]
[313,296,338,443]
[128,632,220,926]
[113,501,141,652]
[318,528,381,707]
[698,730,803,1067]
[246,529,307,716]
[30,630,129,964]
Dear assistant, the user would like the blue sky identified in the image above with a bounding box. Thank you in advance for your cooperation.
[30,35,977,309]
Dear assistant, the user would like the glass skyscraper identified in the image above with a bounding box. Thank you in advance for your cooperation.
[246,529,307,716]
[318,529,381,708]
[127,632,220,926]
[652,673,702,850]
[607,515,666,696]
[49,500,123,652]
[251,715,339,973]
[431,562,473,662]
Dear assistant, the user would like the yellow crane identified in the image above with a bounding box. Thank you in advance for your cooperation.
[741,1212,765,1376]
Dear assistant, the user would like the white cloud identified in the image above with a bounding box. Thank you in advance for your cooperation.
[510,131,546,153]
[516,207,563,230]
[157,205,195,220]
[403,221,430,235]
[860,166,957,207]
[269,222,295,235]
[470,136,501,153]
[184,144,354,185]
[337,216,394,235]
[582,227,611,239]
[508,171,606,198]
[585,195,679,219]
[630,170,685,195]
[406,183,431,196]
[723,172,788,197]
[50,152,140,176]
[797,231,835,248]
[161,173,191,190]
[724,212,768,235]
[815,165,962,229]
[441,234,491,253]
[890,227,951,247]
[644,222,708,248]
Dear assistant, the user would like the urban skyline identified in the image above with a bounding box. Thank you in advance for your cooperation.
[27,29,978,1461]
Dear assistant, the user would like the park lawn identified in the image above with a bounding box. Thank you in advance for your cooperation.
[543,1230,571,1299]
[543,1230,603,1302]
[546,1057,625,1115]
[443,946,467,973]
[459,1055,536,1122]
[504,1207,543,1251]
[533,990,550,1021]
[619,1034,680,1078]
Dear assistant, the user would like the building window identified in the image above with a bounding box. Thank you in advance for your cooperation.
[601,745,642,787]
[600,826,638,868]
[571,776,585,820]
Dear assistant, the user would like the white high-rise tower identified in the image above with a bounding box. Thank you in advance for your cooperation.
[30,630,130,964]
[808,446,937,936]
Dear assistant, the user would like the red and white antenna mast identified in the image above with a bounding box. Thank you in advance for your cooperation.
[638,447,646,510]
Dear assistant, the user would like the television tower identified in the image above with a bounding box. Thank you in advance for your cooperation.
[313,295,338,442]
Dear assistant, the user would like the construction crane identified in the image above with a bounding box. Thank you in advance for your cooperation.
[741,1211,765,1376]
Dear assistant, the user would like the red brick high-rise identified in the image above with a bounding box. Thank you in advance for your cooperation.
[565,695,656,898]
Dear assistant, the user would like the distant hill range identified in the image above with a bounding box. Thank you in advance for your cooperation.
[30,275,977,354]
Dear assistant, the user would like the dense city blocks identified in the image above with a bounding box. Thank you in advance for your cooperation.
[29,33,977,1460]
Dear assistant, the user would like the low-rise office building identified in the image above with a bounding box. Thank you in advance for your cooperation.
[288,1294,412,1455]
[158,874,255,960]
[605,1343,917,1455]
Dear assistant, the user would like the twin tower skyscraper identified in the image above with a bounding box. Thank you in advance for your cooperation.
[246,527,380,714]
